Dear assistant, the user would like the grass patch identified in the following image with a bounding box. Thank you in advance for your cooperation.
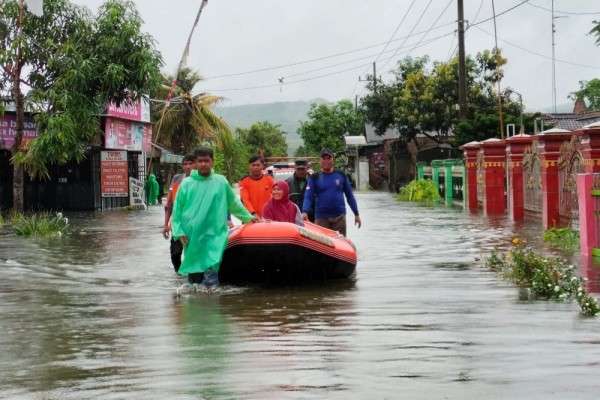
[10,212,69,237]
[543,228,579,253]
[485,247,600,317]
[397,179,440,203]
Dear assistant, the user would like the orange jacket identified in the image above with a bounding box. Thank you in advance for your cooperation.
[239,174,274,216]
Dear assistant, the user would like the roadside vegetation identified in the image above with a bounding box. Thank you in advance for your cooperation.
[397,179,440,203]
[486,246,599,317]
[543,227,579,254]
[9,212,69,237]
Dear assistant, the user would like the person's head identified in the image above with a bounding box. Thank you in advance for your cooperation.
[320,148,334,172]
[294,159,308,179]
[182,154,195,176]
[271,180,290,201]
[248,155,264,178]
[194,146,214,176]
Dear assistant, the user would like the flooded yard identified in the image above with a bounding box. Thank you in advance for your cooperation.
[1,192,599,399]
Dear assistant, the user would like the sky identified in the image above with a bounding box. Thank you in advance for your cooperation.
[72,0,600,110]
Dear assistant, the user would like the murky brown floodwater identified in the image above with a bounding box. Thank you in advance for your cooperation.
[1,192,600,399]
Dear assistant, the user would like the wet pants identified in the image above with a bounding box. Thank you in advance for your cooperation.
[170,239,183,273]
[315,214,347,236]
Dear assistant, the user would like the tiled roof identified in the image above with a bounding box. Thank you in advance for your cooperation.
[542,112,600,131]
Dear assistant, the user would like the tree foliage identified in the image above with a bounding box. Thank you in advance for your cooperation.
[0,0,163,176]
[298,99,364,155]
[236,121,287,158]
[571,79,600,110]
[361,50,535,147]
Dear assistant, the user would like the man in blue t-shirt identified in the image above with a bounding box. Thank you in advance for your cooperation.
[302,148,362,236]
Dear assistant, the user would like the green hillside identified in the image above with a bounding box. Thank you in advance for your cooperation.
[215,99,327,154]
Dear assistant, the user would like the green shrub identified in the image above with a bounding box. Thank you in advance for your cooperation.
[485,247,600,317]
[11,212,69,237]
[543,228,579,253]
[397,179,440,203]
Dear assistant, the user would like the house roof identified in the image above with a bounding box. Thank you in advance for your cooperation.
[365,123,400,144]
[344,135,367,146]
[542,111,600,131]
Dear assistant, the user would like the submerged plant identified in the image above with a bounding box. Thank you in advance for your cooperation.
[397,179,440,203]
[11,212,69,237]
[543,228,579,254]
[484,247,600,317]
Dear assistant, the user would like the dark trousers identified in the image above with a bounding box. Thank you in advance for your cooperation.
[315,215,347,236]
[170,238,183,273]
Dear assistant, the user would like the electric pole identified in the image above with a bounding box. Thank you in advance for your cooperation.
[551,0,557,113]
[372,61,377,92]
[457,0,467,120]
[491,0,504,139]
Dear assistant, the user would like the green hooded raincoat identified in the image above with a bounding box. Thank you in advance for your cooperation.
[171,170,253,275]
[146,174,160,205]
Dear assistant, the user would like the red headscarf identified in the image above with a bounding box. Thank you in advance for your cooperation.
[262,180,297,223]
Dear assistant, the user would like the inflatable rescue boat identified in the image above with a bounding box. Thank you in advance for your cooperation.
[220,221,357,284]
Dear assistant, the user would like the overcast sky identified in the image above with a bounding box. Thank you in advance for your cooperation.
[72,0,600,110]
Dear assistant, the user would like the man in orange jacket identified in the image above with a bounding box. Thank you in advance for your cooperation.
[239,155,274,217]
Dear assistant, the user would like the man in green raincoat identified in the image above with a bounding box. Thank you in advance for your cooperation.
[171,147,256,287]
[145,174,160,205]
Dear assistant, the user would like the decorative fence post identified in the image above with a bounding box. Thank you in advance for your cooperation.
[578,123,600,173]
[443,160,454,206]
[577,173,596,257]
[538,129,572,229]
[506,134,533,221]
[431,160,443,196]
[416,162,425,180]
[480,138,506,215]
[460,141,481,211]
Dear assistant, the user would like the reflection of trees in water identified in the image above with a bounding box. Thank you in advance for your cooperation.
[0,287,137,396]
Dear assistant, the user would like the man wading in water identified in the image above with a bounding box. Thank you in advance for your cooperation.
[286,159,314,222]
[163,153,195,273]
[171,147,257,289]
[302,148,361,236]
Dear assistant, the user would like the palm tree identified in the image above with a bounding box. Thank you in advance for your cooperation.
[153,68,243,181]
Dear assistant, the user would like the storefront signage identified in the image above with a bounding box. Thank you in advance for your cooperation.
[0,114,38,150]
[105,97,151,123]
[101,151,128,197]
[104,117,152,152]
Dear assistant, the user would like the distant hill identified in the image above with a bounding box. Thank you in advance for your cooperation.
[215,99,328,154]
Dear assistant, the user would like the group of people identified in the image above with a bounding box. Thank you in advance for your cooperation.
[162,147,361,289]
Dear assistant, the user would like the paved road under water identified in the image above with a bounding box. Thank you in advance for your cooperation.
[1,192,600,399]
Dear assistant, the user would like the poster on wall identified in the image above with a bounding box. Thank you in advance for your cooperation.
[104,118,152,152]
[105,97,151,123]
[101,151,129,197]
[0,114,38,150]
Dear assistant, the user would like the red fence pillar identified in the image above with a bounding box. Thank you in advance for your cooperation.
[481,138,506,215]
[577,173,596,256]
[578,124,600,173]
[506,134,533,221]
[538,131,572,229]
[461,141,481,211]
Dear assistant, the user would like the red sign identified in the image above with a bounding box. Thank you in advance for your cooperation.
[105,97,151,123]
[104,117,152,152]
[101,151,129,197]
[0,114,38,150]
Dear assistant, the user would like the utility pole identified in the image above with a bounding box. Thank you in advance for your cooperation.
[491,0,504,139]
[457,0,467,120]
[372,61,377,92]
[11,0,25,211]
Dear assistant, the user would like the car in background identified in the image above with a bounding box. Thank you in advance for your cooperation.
[265,162,313,182]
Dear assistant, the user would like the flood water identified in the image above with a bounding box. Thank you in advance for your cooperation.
[1,192,600,399]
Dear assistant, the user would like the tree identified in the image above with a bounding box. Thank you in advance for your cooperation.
[591,20,600,45]
[298,100,364,155]
[571,79,600,110]
[0,0,163,210]
[236,121,287,159]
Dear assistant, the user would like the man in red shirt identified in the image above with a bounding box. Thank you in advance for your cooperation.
[163,154,195,272]
[239,155,274,217]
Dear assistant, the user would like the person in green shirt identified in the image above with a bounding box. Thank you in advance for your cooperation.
[145,173,160,205]
[171,147,256,287]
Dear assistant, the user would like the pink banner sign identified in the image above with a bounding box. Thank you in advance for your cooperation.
[0,114,38,150]
[105,97,150,123]
[104,117,152,152]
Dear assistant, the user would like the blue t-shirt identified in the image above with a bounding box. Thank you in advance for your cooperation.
[302,170,359,219]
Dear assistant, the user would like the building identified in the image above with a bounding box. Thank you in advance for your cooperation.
[542,99,600,131]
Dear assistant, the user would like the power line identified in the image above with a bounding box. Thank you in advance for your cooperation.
[204,20,456,81]
[374,0,418,64]
[470,0,532,27]
[407,0,454,55]
[528,1,600,16]
[473,25,600,70]
[380,0,435,71]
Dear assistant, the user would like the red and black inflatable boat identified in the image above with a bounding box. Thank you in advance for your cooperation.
[220,221,357,284]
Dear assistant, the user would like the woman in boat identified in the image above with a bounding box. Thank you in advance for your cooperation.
[262,181,304,226]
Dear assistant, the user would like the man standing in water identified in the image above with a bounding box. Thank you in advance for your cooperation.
[286,159,314,222]
[171,147,256,287]
[302,148,361,236]
[163,153,195,273]
[239,155,274,217]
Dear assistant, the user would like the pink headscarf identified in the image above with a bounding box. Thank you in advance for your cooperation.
[262,181,297,223]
